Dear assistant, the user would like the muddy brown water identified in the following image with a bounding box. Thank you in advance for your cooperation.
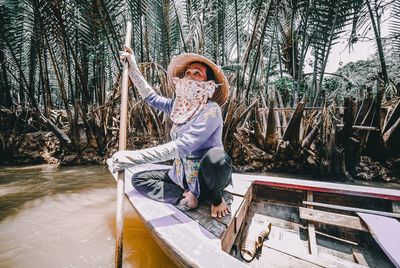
[0,165,176,268]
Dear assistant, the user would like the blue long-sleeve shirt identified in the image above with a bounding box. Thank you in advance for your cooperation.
[144,92,223,197]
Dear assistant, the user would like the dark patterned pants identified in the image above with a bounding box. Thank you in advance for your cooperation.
[132,148,232,206]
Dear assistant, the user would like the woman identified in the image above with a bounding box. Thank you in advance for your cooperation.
[112,46,232,218]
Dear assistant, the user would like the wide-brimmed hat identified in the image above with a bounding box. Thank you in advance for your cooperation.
[167,53,229,106]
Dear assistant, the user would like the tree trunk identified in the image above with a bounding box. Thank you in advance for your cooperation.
[366,1,388,84]
[302,113,321,149]
[265,98,277,150]
[254,101,266,149]
[245,15,269,102]
[282,96,307,146]
[239,0,263,93]
[44,31,77,147]
[0,56,12,108]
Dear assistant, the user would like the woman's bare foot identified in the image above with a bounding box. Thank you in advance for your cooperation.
[180,191,198,209]
[211,198,230,218]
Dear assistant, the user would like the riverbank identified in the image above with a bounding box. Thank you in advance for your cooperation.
[1,130,399,183]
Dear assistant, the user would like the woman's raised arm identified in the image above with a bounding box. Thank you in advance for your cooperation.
[120,46,174,113]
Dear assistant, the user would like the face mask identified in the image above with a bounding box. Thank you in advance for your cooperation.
[170,77,217,125]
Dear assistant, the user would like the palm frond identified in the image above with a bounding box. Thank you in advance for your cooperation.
[390,0,400,55]
[1,0,37,98]
[309,0,363,73]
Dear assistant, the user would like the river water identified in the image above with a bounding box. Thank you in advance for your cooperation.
[0,165,176,268]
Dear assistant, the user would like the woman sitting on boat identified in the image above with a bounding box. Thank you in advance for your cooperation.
[112,46,232,218]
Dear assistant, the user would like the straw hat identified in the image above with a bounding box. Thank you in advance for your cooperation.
[167,53,229,106]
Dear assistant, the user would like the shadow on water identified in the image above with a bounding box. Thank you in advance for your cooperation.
[0,165,114,221]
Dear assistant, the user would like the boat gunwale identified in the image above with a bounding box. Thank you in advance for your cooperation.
[252,179,400,201]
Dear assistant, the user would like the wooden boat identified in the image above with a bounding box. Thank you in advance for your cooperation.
[112,164,400,267]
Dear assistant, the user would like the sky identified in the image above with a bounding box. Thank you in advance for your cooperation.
[324,38,377,73]
[311,11,391,73]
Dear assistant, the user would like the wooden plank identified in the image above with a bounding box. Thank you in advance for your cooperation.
[220,216,236,252]
[253,202,303,231]
[265,225,365,268]
[253,184,304,208]
[313,230,358,246]
[175,192,239,238]
[264,241,366,268]
[254,206,303,230]
[255,179,400,201]
[352,248,369,267]
[265,224,310,256]
[234,195,249,233]
[315,236,358,262]
[177,204,227,238]
[224,177,253,197]
[227,173,400,201]
[306,191,318,256]
[303,201,400,219]
[255,245,321,268]
[220,194,246,252]
[357,213,400,268]
[299,207,369,232]
[319,252,367,268]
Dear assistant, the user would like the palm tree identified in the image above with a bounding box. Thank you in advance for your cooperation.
[1,0,398,157]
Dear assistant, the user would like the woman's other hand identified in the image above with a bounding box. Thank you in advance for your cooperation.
[112,150,131,163]
[111,150,135,172]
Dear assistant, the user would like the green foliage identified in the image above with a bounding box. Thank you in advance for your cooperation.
[322,77,340,92]
[338,39,400,83]
[336,59,379,88]
[273,77,295,105]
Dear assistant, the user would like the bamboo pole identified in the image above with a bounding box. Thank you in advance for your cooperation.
[115,21,132,268]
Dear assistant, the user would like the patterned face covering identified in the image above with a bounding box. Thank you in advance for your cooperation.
[170,77,217,125]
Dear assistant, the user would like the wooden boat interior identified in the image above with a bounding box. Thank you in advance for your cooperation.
[177,176,400,267]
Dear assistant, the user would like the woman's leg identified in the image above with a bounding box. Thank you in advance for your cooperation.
[132,169,184,204]
[198,147,232,206]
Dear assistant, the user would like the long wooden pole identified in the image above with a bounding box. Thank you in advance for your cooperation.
[115,21,132,268]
